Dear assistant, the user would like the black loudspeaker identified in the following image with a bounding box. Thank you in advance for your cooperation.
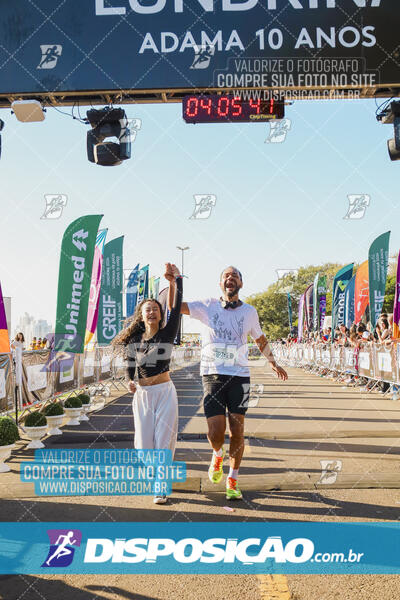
[86,107,131,166]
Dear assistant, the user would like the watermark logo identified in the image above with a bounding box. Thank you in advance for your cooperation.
[37,45,62,70]
[42,529,82,567]
[126,118,142,144]
[189,194,217,220]
[265,119,292,144]
[239,383,264,408]
[190,45,215,70]
[41,194,67,220]
[275,269,298,293]
[318,460,342,485]
[343,195,370,220]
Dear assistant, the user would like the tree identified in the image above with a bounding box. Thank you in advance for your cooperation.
[246,259,397,340]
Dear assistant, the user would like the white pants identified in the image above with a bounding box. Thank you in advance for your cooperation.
[132,380,178,457]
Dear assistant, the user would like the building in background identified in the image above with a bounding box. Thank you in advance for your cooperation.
[14,313,52,344]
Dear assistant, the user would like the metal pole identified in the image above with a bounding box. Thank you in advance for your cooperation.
[176,246,189,344]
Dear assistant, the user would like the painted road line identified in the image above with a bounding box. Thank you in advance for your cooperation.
[256,574,292,600]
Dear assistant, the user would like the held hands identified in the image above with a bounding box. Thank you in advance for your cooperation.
[164,262,181,282]
[128,381,137,394]
[271,363,288,381]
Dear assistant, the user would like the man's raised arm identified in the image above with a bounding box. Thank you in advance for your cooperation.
[165,262,190,314]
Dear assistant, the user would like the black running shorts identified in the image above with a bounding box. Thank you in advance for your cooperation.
[202,374,251,418]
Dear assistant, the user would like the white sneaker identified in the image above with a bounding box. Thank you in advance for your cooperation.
[153,495,168,505]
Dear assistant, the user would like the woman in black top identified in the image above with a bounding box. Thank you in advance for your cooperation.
[112,263,182,504]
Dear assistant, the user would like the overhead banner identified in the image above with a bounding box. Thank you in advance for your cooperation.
[332,263,354,338]
[126,264,140,318]
[84,228,107,349]
[344,274,356,329]
[393,252,400,339]
[354,260,369,324]
[137,265,149,304]
[0,2,399,102]
[55,214,103,354]
[0,281,10,353]
[368,231,390,330]
[97,236,124,345]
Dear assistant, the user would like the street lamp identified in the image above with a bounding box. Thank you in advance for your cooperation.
[177,246,189,343]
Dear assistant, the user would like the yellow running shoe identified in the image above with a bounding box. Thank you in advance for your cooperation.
[208,448,226,484]
[226,477,243,500]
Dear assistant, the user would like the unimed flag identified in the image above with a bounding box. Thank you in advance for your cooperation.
[55,214,103,353]
[313,273,319,332]
[97,236,124,345]
[332,263,354,339]
[318,275,327,332]
[368,231,390,330]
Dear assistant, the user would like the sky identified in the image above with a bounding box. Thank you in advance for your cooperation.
[1,95,399,335]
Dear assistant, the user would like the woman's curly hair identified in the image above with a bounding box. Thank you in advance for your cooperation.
[112,298,165,348]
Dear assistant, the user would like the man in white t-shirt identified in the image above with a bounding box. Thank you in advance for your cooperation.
[168,265,288,500]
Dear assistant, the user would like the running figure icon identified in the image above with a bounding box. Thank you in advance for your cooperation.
[45,531,77,566]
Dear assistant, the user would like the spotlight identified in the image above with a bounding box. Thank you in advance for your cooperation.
[11,100,45,122]
[86,107,131,166]
[377,100,400,161]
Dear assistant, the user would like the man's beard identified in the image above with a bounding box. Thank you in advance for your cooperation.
[225,284,239,298]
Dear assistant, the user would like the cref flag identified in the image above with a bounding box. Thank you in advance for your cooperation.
[84,228,107,349]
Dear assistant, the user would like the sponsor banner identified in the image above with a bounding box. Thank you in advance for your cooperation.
[126,263,140,318]
[354,260,369,324]
[356,349,374,379]
[304,284,314,332]
[298,293,305,342]
[0,281,10,353]
[374,345,398,383]
[53,354,80,394]
[332,264,354,338]
[81,351,96,384]
[0,353,13,412]
[98,237,124,345]
[393,251,400,339]
[287,293,293,333]
[21,351,53,404]
[55,215,103,354]
[85,228,108,349]
[344,274,356,329]
[1,522,400,575]
[368,231,390,330]
[137,265,149,304]
[1,2,399,97]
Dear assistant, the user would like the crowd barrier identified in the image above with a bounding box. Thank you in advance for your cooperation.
[0,344,202,421]
[272,342,400,387]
